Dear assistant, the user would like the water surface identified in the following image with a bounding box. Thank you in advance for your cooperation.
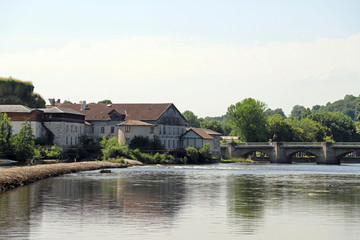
[1,163,360,240]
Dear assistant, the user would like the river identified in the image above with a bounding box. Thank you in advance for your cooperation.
[1,163,360,240]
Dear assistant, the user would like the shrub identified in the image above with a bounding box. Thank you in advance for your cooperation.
[185,147,199,163]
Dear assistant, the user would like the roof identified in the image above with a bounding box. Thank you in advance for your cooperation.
[184,128,214,140]
[58,103,173,121]
[117,120,155,126]
[0,105,33,113]
[41,107,85,115]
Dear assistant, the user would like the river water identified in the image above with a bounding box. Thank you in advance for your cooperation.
[1,163,360,240]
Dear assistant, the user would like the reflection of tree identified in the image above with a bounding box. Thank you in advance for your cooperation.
[0,187,33,238]
[226,175,266,234]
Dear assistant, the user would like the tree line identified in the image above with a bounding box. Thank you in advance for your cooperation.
[183,96,360,142]
[0,77,45,108]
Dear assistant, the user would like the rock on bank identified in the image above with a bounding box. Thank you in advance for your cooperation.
[0,160,142,192]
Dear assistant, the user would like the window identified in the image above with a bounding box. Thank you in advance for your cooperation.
[169,127,171,135]
[111,126,115,133]
[181,128,184,134]
[164,126,166,134]
[91,127,94,134]
[66,125,69,133]
[66,136,68,145]
[75,126,77,133]
[173,128,175,135]
[159,127,162,135]
[101,127,105,134]
[168,140,171,148]
[126,126,130,133]
[177,128,179,135]
[71,125,73,133]
[173,140,175,148]
[150,127,154,134]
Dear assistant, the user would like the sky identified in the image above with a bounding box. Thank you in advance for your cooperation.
[1,0,360,117]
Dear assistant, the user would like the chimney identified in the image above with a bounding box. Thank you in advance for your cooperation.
[57,99,61,103]
[48,98,55,106]
[80,100,86,110]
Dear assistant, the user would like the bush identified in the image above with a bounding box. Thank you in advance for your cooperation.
[185,147,199,163]
[34,145,64,160]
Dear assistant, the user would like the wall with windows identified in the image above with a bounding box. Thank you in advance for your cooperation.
[85,121,118,142]
[118,125,155,144]
[44,121,84,147]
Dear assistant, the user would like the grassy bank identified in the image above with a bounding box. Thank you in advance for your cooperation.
[0,160,142,192]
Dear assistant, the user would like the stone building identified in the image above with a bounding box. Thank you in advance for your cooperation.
[59,102,188,150]
[0,105,85,147]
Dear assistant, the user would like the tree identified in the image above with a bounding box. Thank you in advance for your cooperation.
[12,120,35,161]
[285,118,327,142]
[200,119,224,135]
[63,100,73,104]
[290,105,311,120]
[265,108,286,118]
[227,98,268,142]
[268,114,297,142]
[0,77,45,108]
[0,113,13,158]
[97,99,112,104]
[357,103,360,134]
[182,110,201,128]
[309,112,359,142]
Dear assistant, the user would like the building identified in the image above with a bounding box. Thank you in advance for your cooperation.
[58,102,188,150]
[0,105,85,147]
[181,128,221,158]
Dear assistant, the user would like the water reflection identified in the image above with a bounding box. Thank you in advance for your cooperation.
[1,164,360,240]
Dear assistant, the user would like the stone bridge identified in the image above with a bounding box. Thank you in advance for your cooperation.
[221,142,360,164]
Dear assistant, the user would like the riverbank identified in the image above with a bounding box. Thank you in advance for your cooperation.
[0,160,143,192]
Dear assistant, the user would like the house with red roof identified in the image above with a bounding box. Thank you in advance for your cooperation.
[181,128,221,158]
[58,102,188,150]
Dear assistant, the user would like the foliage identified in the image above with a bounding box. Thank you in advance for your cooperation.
[34,145,64,160]
[0,113,13,158]
[129,136,164,151]
[265,108,286,118]
[0,77,45,108]
[268,114,298,142]
[11,121,35,161]
[309,112,359,142]
[357,103,360,134]
[100,137,174,164]
[286,118,327,142]
[200,119,224,135]
[312,94,360,120]
[290,105,311,120]
[227,98,268,142]
[63,100,73,104]
[185,143,213,164]
[97,99,112,104]
[182,110,201,128]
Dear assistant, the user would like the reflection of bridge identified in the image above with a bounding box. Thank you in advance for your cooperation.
[222,142,360,164]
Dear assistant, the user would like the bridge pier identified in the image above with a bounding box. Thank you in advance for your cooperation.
[271,142,292,164]
[317,142,340,165]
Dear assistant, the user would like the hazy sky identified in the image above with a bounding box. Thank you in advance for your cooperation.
[1,0,360,117]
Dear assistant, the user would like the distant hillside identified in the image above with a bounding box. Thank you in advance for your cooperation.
[0,77,45,108]
[312,94,360,120]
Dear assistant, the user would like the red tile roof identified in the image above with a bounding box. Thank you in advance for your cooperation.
[187,128,214,140]
[58,103,173,121]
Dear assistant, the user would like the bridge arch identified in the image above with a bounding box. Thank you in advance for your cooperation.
[286,150,318,163]
[241,150,271,161]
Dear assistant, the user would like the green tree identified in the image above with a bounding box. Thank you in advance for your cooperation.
[182,110,201,128]
[227,98,268,142]
[357,103,360,134]
[0,113,13,158]
[268,114,297,141]
[200,119,224,135]
[63,100,73,104]
[0,77,45,108]
[12,120,35,161]
[309,112,359,142]
[97,99,112,104]
[290,105,311,120]
[286,118,326,142]
[265,108,286,118]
